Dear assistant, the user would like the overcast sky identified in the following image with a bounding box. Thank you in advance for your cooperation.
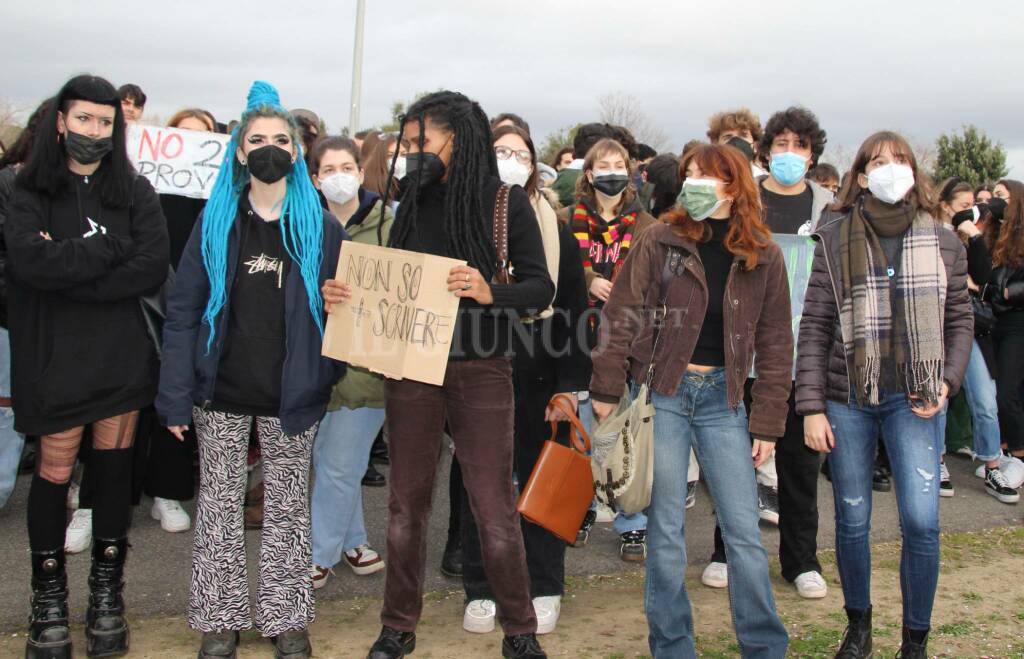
[5,0,1023,176]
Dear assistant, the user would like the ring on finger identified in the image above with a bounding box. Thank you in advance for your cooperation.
[463,283,471,290]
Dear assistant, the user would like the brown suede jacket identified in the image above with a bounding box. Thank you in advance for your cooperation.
[589,222,794,439]
[794,214,973,416]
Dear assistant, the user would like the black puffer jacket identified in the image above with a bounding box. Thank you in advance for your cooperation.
[795,213,973,416]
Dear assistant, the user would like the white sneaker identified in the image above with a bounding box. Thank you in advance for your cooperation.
[594,502,615,523]
[533,595,561,635]
[67,481,80,510]
[343,544,385,576]
[794,570,828,599]
[65,508,92,554]
[462,599,496,633]
[701,561,728,589]
[150,497,191,532]
[311,564,333,590]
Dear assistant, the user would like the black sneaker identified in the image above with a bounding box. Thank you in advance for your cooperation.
[362,463,386,487]
[198,630,239,658]
[872,464,892,492]
[367,626,415,659]
[502,633,547,659]
[573,509,596,548]
[273,629,311,659]
[984,466,1021,504]
[939,462,954,498]
[685,481,698,509]
[619,530,646,562]
[757,483,779,525]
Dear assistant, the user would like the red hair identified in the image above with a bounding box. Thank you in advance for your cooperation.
[663,144,771,269]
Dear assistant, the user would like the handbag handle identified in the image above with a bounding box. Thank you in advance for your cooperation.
[546,394,592,455]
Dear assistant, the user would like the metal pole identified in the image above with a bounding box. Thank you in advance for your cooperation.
[348,0,366,136]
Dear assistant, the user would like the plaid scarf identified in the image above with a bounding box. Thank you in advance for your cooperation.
[839,196,947,405]
[571,201,638,283]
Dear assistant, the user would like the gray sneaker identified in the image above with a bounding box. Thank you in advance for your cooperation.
[685,481,698,509]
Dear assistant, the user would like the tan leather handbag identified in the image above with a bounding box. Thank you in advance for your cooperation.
[516,395,594,544]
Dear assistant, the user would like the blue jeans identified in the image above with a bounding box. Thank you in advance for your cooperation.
[310,406,386,567]
[0,327,24,509]
[958,340,1002,461]
[826,392,942,630]
[645,369,787,659]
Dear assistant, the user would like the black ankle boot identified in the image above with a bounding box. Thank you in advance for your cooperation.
[834,607,872,658]
[440,536,462,578]
[896,626,928,658]
[86,537,129,657]
[26,549,72,659]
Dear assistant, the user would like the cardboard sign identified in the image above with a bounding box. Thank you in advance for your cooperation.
[127,123,230,199]
[322,242,465,386]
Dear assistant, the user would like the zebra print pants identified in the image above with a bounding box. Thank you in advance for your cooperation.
[188,408,318,636]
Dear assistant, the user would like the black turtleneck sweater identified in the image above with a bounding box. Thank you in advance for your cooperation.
[692,218,733,367]
[394,177,555,361]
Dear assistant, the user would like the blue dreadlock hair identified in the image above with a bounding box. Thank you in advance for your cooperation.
[200,81,325,351]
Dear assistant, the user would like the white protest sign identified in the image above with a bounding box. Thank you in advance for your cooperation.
[322,241,465,386]
[127,123,230,199]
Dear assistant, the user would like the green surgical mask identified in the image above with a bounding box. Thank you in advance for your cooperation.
[679,178,726,221]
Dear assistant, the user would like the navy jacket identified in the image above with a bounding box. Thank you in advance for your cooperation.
[156,204,348,435]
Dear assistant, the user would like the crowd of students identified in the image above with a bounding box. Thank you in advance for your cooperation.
[0,73,1022,659]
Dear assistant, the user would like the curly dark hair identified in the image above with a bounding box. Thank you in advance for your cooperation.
[758,106,827,168]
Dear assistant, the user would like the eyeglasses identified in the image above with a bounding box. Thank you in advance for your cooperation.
[494,145,532,165]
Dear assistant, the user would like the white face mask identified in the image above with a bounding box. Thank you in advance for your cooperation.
[497,158,532,187]
[392,156,407,180]
[866,163,915,205]
[319,172,360,205]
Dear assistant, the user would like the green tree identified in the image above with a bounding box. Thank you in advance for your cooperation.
[538,124,581,167]
[933,125,1008,186]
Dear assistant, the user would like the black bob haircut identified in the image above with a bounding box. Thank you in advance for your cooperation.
[117,83,146,107]
[379,90,498,278]
[758,106,827,168]
[18,74,135,208]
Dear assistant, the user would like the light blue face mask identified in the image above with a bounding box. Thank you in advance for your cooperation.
[769,151,809,187]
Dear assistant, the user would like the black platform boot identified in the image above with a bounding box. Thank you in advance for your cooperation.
[86,537,129,657]
[26,549,72,659]
[834,607,872,658]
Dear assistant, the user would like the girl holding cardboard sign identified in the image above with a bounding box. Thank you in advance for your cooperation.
[322,90,555,659]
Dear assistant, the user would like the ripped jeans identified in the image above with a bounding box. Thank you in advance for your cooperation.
[825,392,942,630]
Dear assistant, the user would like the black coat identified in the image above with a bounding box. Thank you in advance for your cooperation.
[4,175,170,434]
[155,203,348,436]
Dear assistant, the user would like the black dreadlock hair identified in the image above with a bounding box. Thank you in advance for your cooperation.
[377,90,498,279]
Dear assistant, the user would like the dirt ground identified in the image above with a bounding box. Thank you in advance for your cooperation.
[2,527,1021,659]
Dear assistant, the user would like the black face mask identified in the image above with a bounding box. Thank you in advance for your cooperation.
[951,207,977,229]
[246,145,294,184]
[404,151,447,189]
[726,135,755,162]
[64,130,113,165]
[592,172,630,197]
[987,196,1008,221]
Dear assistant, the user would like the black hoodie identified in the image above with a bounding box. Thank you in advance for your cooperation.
[4,174,170,434]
